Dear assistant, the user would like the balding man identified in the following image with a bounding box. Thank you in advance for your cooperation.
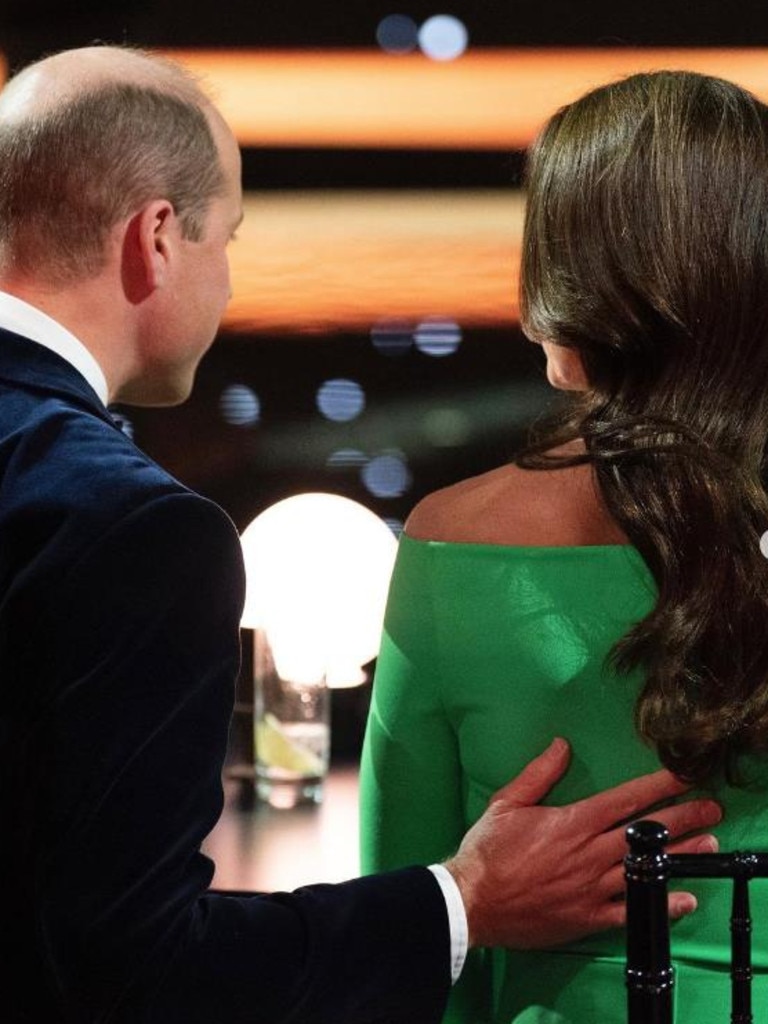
[0,45,720,1024]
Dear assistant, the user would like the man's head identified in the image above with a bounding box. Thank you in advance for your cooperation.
[0,46,228,284]
[0,45,244,405]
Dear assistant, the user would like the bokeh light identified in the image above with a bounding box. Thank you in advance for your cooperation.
[219,383,261,426]
[362,451,412,498]
[376,14,419,54]
[326,448,368,469]
[418,15,469,61]
[316,378,366,422]
[414,317,463,356]
[371,318,413,357]
[421,406,471,447]
[382,517,405,538]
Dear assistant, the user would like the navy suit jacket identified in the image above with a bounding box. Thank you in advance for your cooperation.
[0,328,450,1023]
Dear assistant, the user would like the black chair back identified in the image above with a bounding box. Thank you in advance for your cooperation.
[624,819,768,1024]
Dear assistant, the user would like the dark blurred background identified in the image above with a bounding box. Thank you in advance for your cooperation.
[4,0,768,62]
[4,2,765,533]
[3,3,767,767]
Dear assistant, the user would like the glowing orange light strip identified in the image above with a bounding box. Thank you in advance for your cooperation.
[5,49,765,333]
[165,47,768,149]
[225,190,524,334]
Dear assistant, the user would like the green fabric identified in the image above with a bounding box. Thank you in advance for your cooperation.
[359,533,768,1023]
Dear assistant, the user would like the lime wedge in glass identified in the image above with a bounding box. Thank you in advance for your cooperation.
[256,712,326,776]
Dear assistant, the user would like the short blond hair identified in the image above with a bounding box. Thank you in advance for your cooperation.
[0,61,226,283]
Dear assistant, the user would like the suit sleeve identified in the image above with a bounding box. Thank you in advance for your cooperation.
[24,494,450,1024]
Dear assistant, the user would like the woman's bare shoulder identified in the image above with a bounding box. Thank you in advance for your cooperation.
[405,465,521,542]
[405,460,628,547]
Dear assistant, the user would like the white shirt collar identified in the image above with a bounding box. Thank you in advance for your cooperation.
[0,290,109,406]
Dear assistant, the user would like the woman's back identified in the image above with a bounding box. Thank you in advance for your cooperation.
[362,68,768,1021]
[360,462,768,1021]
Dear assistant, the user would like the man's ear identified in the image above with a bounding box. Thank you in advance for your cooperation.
[121,200,177,303]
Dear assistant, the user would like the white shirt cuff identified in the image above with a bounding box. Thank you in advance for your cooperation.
[428,863,469,983]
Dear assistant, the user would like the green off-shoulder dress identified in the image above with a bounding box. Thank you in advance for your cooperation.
[360,533,768,1023]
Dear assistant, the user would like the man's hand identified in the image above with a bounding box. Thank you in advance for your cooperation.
[444,737,721,949]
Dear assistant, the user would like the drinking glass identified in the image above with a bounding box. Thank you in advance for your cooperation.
[253,628,330,808]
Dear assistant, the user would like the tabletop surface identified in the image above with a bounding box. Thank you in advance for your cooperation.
[202,764,361,892]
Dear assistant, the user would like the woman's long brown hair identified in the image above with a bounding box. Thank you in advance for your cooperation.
[519,70,768,784]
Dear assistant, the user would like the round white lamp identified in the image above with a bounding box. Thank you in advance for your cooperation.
[240,492,398,685]
[240,492,398,806]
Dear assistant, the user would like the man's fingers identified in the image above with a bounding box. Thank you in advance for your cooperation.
[590,901,627,933]
[648,799,722,840]
[593,830,719,899]
[491,738,571,808]
[591,890,699,933]
[668,891,698,919]
[650,798,722,841]
[598,863,632,898]
[572,768,691,833]
[595,798,721,869]
[666,833,719,856]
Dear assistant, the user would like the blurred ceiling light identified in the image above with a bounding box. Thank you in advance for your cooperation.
[316,378,366,422]
[418,15,469,61]
[361,451,412,498]
[219,383,261,426]
[414,317,463,356]
[240,493,398,687]
[376,14,419,54]
[371,318,414,357]
[382,517,405,537]
[326,448,368,470]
